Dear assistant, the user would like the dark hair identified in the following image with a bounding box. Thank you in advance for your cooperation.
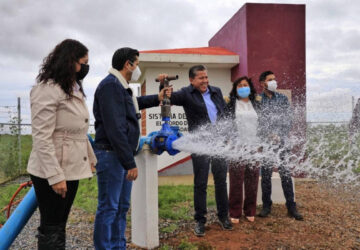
[259,71,274,82]
[36,39,88,97]
[230,76,256,101]
[189,65,207,79]
[112,47,139,70]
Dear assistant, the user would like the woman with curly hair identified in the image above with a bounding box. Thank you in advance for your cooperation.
[224,76,261,223]
[27,39,97,249]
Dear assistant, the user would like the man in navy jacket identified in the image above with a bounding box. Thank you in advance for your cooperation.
[257,70,303,221]
[93,47,170,249]
[169,65,233,236]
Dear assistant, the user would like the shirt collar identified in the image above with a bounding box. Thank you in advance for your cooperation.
[202,88,210,96]
[261,91,278,100]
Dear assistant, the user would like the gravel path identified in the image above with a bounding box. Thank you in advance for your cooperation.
[9,205,218,249]
[11,208,95,250]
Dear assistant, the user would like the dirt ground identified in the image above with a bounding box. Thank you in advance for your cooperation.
[160,180,360,249]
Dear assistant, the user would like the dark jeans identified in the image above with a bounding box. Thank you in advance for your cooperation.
[260,147,296,209]
[192,154,228,224]
[30,175,79,228]
[93,149,132,250]
[229,162,259,218]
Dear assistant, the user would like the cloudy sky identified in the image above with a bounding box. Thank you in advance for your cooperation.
[0,0,359,123]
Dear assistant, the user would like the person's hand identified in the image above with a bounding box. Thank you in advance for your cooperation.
[157,73,168,85]
[158,86,173,101]
[52,180,67,198]
[127,167,138,181]
[91,163,96,173]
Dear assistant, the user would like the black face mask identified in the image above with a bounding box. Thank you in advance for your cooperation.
[76,64,89,81]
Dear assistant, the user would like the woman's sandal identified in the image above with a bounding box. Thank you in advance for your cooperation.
[230,217,240,224]
[246,216,255,222]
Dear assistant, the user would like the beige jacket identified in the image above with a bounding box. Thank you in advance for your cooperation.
[27,81,97,185]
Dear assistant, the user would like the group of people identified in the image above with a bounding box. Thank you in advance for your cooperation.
[27,39,303,250]
[167,66,304,239]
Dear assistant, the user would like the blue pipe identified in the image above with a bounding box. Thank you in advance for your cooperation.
[0,187,38,250]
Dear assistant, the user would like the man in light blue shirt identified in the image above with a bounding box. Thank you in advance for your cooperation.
[169,65,232,236]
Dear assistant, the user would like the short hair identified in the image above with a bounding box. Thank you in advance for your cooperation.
[112,47,139,70]
[189,65,207,79]
[259,71,274,82]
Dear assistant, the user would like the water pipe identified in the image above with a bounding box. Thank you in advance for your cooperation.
[138,75,182,155]
[0,185,37,250]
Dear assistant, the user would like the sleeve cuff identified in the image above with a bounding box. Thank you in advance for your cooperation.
[122,160,136,170]
[47,173,66,186]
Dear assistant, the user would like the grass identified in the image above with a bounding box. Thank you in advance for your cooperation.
[72,177,99,214]
[0,134,32,182]
[73,178,216,220]
[0,177,216,234]
[160,224,178,233]
[0,182,32,225]
[307,124,360,172]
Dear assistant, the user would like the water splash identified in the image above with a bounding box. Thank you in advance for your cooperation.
[172,117,360,189]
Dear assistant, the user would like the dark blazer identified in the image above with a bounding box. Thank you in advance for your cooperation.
[170,84,226,132]
[93,74,159,170]
[257,92,292,139]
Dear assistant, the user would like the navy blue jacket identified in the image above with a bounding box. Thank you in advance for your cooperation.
[93,74,160,170]
[257,92,293,139]
[170,84,226,131]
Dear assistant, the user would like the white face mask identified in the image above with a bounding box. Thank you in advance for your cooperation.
[267,80,277,92]
[130,65,141,81]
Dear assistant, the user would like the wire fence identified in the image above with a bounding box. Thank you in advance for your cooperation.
[0,96,356,183]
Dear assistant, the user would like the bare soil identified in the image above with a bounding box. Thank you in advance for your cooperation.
[160,180,360,249]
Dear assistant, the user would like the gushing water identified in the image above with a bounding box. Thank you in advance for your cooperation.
[172,114,360,189]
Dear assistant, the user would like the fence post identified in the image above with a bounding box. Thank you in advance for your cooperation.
[17,97,21,174]
[352,96,355,112]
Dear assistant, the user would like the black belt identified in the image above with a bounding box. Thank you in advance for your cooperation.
[95,144,113,151]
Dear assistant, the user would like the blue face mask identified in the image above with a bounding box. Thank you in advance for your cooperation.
[237,86,250,98]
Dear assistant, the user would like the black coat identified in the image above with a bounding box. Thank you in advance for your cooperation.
[93,74,160,170]
[170,84,226,132]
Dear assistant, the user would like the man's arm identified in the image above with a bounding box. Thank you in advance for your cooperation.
[137,86,173,110]
[97,82,136,170]
[137,94,160,110]
[169,87,186,106]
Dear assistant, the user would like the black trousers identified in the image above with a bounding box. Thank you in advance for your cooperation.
[30,175,79,228]
[260,146,296,210]
[191,154,229,223]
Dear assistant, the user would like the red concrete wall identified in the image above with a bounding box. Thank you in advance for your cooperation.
[209,3,306,138]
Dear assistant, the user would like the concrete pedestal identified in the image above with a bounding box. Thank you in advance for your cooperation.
[131,145,159,249]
